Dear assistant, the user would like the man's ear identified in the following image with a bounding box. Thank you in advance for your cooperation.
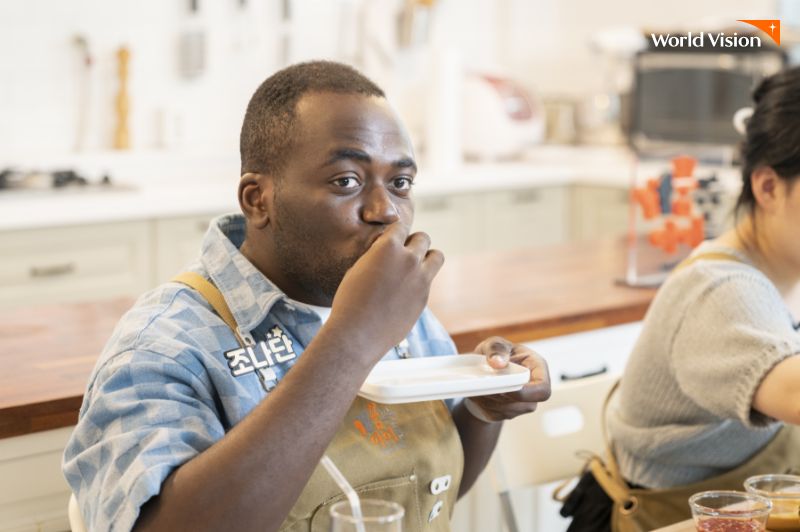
[751,166,782,213]
[239,173,276,230]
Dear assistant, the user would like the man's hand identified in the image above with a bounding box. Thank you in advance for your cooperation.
[328,222,444,364]
[466,337,551,422]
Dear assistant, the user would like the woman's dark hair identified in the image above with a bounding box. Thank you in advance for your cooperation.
[736,66,800,217]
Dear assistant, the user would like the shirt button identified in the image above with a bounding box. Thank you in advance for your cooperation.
[428,500,444,522]
[430,474,452,495]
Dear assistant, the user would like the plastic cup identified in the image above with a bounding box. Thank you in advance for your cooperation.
[689,490,772,531]
[329,499,404,532]
[745,474,800,531]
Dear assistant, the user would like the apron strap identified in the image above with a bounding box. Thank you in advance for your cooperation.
[590,250,749,507]
[172,272,245,346]
[589,379,637,508]
[672,251,745,274]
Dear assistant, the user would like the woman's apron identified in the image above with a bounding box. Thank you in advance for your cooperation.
[585,252,800,532]
[588,381,800,532]
[174,272,464,532]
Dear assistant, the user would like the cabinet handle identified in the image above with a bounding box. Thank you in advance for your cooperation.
[560,365,608,381]
[29,262,76,278]
[512,189,542,204]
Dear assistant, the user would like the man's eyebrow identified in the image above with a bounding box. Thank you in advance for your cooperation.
[394,157,417,172]
[324,148,417,172]
[325,148,371,166]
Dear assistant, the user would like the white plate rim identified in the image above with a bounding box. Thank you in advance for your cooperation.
[358,354,530,404]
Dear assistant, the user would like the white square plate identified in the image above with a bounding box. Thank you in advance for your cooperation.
[358,354,530,404]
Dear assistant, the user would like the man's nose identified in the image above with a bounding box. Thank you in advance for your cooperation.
[361,185,400,225]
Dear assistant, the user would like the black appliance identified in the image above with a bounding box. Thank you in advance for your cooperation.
[630,40,786,156]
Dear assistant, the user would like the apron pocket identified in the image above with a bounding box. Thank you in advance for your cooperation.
[308,472,421,532]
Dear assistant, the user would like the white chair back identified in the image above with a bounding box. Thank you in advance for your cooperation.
[69,492,87,532]
[491,373,618,531]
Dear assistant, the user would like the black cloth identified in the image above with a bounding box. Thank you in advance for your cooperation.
[560,470,613,532]
[560,471,648,532]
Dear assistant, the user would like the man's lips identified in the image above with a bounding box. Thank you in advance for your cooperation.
[364,230,385,250]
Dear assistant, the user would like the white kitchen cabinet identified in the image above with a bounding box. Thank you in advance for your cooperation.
[0,427,73,532]
[481,186,569,251]
[0,221,151,309]
[570,185,630,241]
[153,214,220,283]
[413,186,569,258]
[412,194,483,258]
[0,183,577,311]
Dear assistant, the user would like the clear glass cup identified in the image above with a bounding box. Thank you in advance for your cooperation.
[329,499,404,532]
[745,474,800,531]
[689,490,772,531]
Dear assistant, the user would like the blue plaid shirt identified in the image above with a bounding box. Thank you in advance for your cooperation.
[62,213,457,532]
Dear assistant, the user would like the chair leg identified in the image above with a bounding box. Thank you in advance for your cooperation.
[499,491,521,532]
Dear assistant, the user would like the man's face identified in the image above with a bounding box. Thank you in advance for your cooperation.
[267,92,416,305]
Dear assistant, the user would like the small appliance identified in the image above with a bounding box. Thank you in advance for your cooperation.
[461,74,544,160]
[630,40,785,155]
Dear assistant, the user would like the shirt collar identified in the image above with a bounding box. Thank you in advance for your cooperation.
[691,241,754,266]
[199,213,316,336]
[294,300,332,324]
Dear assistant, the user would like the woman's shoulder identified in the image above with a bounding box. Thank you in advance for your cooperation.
[664,242,777,302]
[643,242,788,342]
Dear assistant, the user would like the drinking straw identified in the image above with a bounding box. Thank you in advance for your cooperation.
[320,454,366,532]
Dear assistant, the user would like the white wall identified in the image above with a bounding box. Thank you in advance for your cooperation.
[0,0,283,161]
[0,0,786,182]
[498,0,780,97]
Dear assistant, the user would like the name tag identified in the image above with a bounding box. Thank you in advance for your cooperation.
[224,325,297,378]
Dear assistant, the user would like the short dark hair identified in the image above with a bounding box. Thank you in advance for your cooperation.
[736,66,800,217]
[239,60,385,176]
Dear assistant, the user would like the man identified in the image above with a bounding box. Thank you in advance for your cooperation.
[63,60,551,532]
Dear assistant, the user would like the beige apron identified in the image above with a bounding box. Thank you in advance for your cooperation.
[585,252,800,532]
[174,272,464,532]
[589,382,800,532]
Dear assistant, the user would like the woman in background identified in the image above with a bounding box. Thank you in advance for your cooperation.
[562,66,800,532]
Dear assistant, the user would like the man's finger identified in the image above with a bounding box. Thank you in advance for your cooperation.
[379,221,411,247]
[487,352,510,369]
[405,231,432,260]
[506,380,552,403]
[476,337,513,369]
[510,347,551,388]
[421,248,445,282]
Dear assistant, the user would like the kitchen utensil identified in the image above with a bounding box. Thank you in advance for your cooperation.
[113,46,130,150]
[461,73,544,160]
[72,34,92,152]
[543,98,579,144]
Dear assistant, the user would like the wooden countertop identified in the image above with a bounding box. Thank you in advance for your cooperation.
[432,239,655,351]
[0,239,656,439]
[0,298,134,439]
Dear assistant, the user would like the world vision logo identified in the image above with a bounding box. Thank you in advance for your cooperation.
[650,19,780,49]
[738,19,781,45]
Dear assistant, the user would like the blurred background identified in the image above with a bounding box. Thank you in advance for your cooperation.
[2,0,799,178]
[3,0,800,303]
[1,3,800,530]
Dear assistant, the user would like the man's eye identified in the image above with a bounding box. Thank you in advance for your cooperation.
[392,177,414,190]
[333,176,360,189]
